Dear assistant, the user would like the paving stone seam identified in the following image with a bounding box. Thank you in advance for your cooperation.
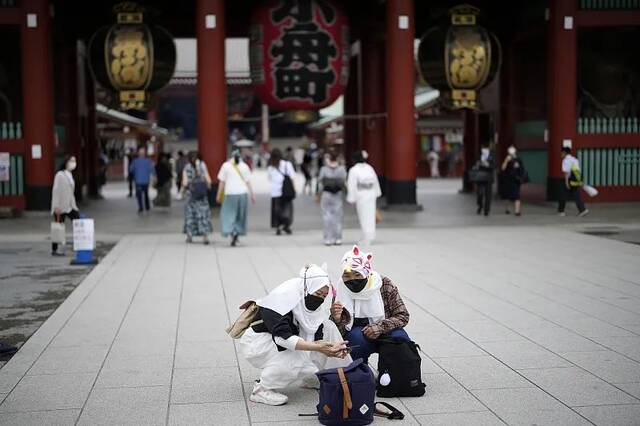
[390,245,604,424]
[413,239,640,367]
[430,231,640,328]
[404,299,598,426]
[164,237,188,426]
[213,244,254,425]
[473,228,640,298]
[72,237,162,426]
[0,236,132,405]
[394,247,640,417]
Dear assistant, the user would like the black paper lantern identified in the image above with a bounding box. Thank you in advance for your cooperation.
[89,2,176,110]
[418,5,500,109]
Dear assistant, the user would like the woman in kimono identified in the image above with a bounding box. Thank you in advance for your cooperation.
[238,264,351,406]
[331,246,411,365]
[317,150,347,246]
[346,150,382,246]
[267,148,296,235]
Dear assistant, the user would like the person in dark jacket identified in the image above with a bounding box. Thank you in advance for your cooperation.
[153,153,172,207]
[501,146,526,216]
[476,145,495,216]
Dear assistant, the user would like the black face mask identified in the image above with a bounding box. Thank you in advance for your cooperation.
[305,294,325,311]
[344,278,368,293]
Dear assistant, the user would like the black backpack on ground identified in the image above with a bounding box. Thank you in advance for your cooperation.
[279,165,296,201]
[376,337,426,397]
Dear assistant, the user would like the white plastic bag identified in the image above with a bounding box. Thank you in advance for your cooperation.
[50,221,66,244]
[583,184,599,198]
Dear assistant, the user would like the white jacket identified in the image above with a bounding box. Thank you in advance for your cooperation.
[51,170,78,214]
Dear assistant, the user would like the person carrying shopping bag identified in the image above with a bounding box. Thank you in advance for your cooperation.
[50,155,79,256]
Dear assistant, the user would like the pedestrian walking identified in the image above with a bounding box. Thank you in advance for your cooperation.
[237,263,350,406]
[50,155,79,256]
[175,150,188,198]
[558,146,589,217]
[475,145,494,216]
[153,153,172,207]
[182,151,213,244]
[129,146,156,214]
[331,246,412,365]
[317,150,346,246]
[346,150,382,246]
[267,148,296,235]
[301,150,313,195]
[124,149,134,198]
[428,148,440,178]
[216,149,255,247]
[500,146,527,216]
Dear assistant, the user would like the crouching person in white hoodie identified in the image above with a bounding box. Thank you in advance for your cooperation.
[238,264,352,406]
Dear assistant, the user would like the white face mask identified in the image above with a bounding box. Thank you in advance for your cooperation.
[66,161,77,171]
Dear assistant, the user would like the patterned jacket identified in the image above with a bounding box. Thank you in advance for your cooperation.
[334,276,410,338]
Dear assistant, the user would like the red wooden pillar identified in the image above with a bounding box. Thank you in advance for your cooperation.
[21,0,55,210]
[547,0,577,200]
[462,109,479,192]
[196,0,227,185]
[361,33,386,182]
[343,53,360,167]
[385,0,417,206]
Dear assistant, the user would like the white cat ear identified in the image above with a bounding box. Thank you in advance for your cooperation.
[352,245,360,256]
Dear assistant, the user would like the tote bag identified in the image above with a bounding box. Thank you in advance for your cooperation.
[51,221,66,245]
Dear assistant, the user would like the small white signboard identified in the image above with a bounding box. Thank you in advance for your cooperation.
[0,153,9,182]
[73,218,95,251]
[31,145,42,159]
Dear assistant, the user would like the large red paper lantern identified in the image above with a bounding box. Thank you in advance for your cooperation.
[249,0,350,111]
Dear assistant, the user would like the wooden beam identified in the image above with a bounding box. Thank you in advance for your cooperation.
[576,10,640,27]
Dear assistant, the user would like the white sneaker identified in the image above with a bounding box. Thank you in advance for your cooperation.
[334,240,342,246]
[250,383,288,406]
[579,209,590,217]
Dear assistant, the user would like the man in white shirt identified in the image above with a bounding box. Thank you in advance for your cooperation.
[558,147,588,217]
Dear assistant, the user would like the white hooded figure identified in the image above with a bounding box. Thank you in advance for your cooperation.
[238,263,351,406]
[346,150,382,246]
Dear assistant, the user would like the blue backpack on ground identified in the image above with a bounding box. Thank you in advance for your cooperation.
[315,359,375,425]
[312,359,405,425]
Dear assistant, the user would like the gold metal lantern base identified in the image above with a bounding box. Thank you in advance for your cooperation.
[119,90,146,110]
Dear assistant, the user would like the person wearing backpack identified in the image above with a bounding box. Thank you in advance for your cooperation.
[331,246,411,364]
[500,146,527,216]
[181,151,213,244]
[558,146,589,217]
[237,264,350,406]
[332,246,425,398]
[216,149,255,246]
[267,148,296,235]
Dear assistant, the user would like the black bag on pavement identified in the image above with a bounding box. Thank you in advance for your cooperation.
[376,337,426,397]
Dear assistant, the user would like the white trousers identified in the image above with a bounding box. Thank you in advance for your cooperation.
[355,197,377,244]
[238,320,351,390]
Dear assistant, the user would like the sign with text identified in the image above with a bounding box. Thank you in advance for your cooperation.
[73,218,95,251]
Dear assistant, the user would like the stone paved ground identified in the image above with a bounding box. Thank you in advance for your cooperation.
[1,175,640,425]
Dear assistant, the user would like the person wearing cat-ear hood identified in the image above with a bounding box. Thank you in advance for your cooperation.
[331,245,411,365]
[238,263,351,406]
